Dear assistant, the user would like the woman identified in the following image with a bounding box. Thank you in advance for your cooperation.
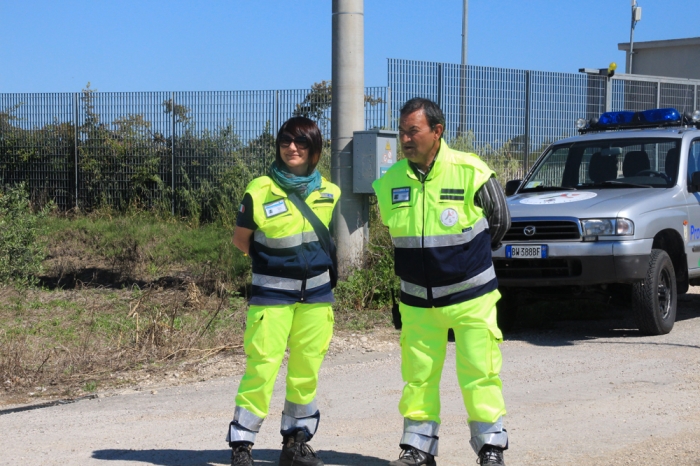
[226,116,340,466]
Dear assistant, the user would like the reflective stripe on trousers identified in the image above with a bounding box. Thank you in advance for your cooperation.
[400,265,496,300]
[400,418,440,456]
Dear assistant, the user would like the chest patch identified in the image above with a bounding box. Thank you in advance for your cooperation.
[392,187,411,204]
[440,208,459,227]
[263,199,288,218]
[320,192,334,199]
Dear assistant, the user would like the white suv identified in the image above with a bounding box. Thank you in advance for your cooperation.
[493,108,700,335]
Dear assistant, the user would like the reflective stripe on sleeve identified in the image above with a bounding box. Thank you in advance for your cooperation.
[392,218,488,249]
[252,271,330,291]
[254,230,319,249]
[400,264,496,300]
[431,265,496,299]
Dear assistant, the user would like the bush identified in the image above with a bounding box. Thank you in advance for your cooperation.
[0,183,49,285]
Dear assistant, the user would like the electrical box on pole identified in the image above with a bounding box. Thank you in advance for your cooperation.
[352,129,399,193]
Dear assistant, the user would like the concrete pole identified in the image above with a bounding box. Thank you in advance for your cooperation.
[458,0,468,137]
[331,0,366,277]
[461,0,468,66]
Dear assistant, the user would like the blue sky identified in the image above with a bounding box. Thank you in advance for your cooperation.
[1,0,697,93]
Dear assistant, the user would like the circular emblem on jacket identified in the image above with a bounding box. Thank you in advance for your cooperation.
[440,208,459,227]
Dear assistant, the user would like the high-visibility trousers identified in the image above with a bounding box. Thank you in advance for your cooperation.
[398,290,507,454]
[236,302,334,416]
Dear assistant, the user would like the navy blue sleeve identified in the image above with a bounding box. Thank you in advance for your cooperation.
[236,193,258,230]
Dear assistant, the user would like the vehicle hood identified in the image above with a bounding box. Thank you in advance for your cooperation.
[507,188,678,219]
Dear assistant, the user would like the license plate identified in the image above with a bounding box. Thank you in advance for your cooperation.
[506,244,548,259]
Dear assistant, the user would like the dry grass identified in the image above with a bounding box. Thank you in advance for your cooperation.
[0,281,248,403]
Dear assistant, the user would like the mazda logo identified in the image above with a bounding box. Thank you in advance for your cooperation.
[523,225,536,236]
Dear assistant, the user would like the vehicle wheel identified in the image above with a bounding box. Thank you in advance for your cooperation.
[631,249,677,335]
[497,288,518,332]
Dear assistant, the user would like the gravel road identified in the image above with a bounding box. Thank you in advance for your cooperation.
[2,289,700,465]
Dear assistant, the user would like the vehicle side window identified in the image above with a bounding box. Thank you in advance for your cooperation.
[689,140,700,186]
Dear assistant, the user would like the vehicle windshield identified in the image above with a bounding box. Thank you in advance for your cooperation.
[521,137,681,191]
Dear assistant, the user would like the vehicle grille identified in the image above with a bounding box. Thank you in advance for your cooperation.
[494,258,582,279]
[504,220,581,241]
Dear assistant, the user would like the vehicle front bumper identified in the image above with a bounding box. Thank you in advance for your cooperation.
[492,239,652,287]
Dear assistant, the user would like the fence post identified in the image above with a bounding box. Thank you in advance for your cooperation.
[274,90,279,137]
[605,78,613,112]
[524,71,531,173]
[386,86,391,129]
[73,92,79,210]
[171,91,175,215]
[437,63,443,110]
[657,81,661,108]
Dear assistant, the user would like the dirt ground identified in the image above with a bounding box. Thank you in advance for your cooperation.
[1,288,700,465]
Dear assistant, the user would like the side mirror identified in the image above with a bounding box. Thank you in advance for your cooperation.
[690,171,700,193]
[505,179,522,196]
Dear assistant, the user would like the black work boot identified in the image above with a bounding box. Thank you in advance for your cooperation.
[389,445,436,466]
[278,430,324,466]
[477,445,505,465]
[230,442,254,466]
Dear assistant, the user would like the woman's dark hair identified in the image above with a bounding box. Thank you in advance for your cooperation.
[275,116,323,174]
[400,97,446,132]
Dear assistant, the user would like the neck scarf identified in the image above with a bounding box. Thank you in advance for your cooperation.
[268,162,322,200]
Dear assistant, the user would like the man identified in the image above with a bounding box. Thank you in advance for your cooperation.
[372,98,511,466]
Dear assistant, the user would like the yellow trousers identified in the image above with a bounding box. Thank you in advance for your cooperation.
[235,302,334,418]
[399,291,506,425]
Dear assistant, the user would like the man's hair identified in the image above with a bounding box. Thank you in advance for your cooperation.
[275,116,323,174]
[400,97,445,131]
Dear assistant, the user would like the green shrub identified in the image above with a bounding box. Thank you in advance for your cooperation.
[0,183,50,285]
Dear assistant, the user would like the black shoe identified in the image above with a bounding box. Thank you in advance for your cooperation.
[278,430,324,466]
[477,445,505,465]
[389,446,436,466]
[230,443,254,466]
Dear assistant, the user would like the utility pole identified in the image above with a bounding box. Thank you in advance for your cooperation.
[458,0,468,137]
[331,0,366,277]
[628,0,642,74]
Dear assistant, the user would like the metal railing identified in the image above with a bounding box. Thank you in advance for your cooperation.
[2,58,700,211]
[387,58,700,183]
[0,87,388,210]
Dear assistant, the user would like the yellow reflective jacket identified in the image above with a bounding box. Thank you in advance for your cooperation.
[372,140,497,308]
[246,175,340,304]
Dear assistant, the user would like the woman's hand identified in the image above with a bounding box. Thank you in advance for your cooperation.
[232,226,254,255]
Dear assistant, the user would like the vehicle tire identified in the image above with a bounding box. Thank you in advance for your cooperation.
[631,249,677,335]
[497,288,518,332]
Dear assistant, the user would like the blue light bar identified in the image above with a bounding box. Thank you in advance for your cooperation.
[599,111,634,126]
[588,107,683,132]
[637,108,681,124]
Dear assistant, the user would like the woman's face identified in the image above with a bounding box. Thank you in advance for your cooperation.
[278,133,311,176]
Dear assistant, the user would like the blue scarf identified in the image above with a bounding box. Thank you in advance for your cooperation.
[268,162,322,200]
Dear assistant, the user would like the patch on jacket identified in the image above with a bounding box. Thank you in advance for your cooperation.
[263,199,288,218]
[320,192,334,199]
[440,188,465,201]
[392,187,411,204]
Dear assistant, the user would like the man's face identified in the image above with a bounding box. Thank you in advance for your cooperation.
[398,109,443,168]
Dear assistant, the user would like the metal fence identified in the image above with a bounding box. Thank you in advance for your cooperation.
[387,58,700,182]
[2,58,700,211]
[0,87,388,210]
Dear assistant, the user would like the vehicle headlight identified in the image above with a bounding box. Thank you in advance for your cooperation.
[580,218,634,236]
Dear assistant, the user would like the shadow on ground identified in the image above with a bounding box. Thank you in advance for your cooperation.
[92,448,388,465]
[500,291,700,347]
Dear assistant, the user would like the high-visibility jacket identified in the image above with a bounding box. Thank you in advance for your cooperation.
[246,175,340,304]
[372,140,498,308]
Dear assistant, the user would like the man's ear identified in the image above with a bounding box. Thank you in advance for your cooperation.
[433,124,444,140]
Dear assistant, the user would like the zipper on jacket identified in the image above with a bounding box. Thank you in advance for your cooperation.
[420,179,434,307]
